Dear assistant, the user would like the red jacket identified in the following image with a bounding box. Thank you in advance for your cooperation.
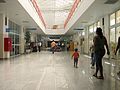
[72,52,79,59]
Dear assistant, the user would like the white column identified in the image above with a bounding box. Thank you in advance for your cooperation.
[104,15,110,58]
[0,14,9,59]
[0,14,4,59]
[104,15,110,44]
[20,26,25,54]
[84,27,89,54]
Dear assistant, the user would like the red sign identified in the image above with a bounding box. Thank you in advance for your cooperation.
[4,38,12,51]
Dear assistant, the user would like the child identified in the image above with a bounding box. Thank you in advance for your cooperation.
[90,45,95,69]
[72,48,79,68]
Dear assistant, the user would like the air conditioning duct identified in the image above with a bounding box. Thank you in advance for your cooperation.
[104,0,119,4]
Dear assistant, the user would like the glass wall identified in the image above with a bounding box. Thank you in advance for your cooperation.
[110,9,120,59]
[116,10,120,24]
[87,20,102,55]
[110,28,116,58]
[88,25,94,54]
[8,20,20,56]
[110,13,115,26]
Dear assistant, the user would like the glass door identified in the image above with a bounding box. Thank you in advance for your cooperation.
[110,28,116,59]
[116,26,120,59]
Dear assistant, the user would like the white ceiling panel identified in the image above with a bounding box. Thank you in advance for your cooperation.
[37,0,75,29]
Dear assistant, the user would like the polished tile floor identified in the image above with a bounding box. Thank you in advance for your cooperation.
[0,51,120,90]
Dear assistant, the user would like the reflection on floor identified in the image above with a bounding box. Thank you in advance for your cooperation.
[0,51,120,90]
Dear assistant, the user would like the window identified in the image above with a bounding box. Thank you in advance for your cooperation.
[82,32,85,36]
[97,21,101,27]
[110,13,115,26]
[116,26,120,43]
[110,28,116,58]
[110,28,115,43]
[89,25,94,33]
[8,20,20,56]
[116,10,120,24]
[94,23,97,32]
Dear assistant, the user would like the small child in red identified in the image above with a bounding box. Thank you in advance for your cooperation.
[72,48,79,68]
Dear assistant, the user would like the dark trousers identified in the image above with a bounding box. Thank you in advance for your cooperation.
[74,58,78,67]
[52,47,55,54]
[91,53,95,66]
[38,46,41,52]
[94,51,105,77]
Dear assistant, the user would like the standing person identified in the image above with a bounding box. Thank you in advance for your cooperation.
[93,27,110,79]
[51,40,56,54]
[90,44,95,69]
[72,48,79,68]
[115,36,120,78]
[38,42,42,52]
[67,43,70,51]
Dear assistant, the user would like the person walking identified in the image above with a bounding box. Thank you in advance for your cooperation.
[38,42,42,52]
[72,48,79,68]
[93,27,110,79]
[51,40,56,54]
[115,36,120,78]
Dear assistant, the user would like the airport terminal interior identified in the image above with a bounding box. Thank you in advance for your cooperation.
[0,0,120,90]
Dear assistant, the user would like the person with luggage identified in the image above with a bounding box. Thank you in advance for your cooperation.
[51,40,56,54]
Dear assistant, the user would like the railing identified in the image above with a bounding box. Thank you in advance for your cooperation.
[64,0,80,28]
[31,0,46,28]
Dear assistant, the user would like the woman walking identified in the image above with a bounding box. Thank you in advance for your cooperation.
[93,27,110,79]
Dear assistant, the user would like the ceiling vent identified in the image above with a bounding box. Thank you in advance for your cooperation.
[104,0,118,4]
[0,0,6,3]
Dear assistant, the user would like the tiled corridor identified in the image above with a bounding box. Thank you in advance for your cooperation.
[0,51,120,90]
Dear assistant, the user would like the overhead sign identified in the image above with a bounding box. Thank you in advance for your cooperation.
[26,28,37,31]
[6,28,11,32]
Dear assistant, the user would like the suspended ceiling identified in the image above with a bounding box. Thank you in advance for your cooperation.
[37,0,75,29]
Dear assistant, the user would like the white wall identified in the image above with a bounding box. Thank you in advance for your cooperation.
[84,27,89,54]
[0,14,10,59]
[31,33,37,42]
[0,14,4,59]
